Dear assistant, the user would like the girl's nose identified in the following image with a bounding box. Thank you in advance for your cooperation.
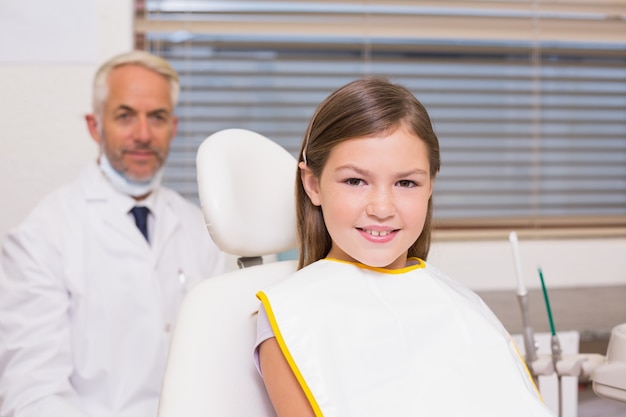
[365,189,395,219]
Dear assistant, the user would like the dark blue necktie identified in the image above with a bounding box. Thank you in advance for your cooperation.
[130,206,150,242]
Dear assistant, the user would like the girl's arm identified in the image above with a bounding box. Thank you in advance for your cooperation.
[258,337,316,417]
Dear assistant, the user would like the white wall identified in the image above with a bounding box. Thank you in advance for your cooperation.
[0,0,133,244]
[429,237,626,291]
[0,1,625,292]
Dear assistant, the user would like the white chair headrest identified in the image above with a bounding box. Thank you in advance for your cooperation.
[197,128,298,257]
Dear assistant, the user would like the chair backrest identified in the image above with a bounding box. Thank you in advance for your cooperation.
[158,128,299,417]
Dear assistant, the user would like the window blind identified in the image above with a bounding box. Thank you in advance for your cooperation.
[135,1,626,233]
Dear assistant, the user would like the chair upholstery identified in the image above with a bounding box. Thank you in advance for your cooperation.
[592,323,626,403]
[158,128,298,417]
[197,128,297,258]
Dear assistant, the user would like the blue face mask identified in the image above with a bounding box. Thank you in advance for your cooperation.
[98,152,164,198]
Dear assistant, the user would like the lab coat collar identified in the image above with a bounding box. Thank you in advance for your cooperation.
[79,162,182,254]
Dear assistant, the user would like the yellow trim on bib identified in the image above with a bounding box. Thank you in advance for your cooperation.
[256,291,324,417]
[324,257,425,274]
[511,338,544,400]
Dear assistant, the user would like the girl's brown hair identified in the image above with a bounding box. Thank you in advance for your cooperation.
[296,77,441,269]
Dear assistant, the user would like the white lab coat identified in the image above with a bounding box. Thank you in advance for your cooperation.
[0,163,229,417]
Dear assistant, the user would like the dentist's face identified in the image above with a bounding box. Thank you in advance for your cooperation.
[300,125,433,270]
[87,64,178,182]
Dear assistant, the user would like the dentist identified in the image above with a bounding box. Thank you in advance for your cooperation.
[0,51,229,417]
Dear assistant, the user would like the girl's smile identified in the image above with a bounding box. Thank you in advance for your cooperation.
[358,226,398,243]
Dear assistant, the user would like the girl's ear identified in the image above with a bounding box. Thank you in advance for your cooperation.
[299,161,322,206]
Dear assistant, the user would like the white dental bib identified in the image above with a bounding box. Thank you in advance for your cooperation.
[257,258,554,417]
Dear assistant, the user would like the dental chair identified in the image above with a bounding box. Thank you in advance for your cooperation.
[157,128,298,417]
[592,323,626,404]
[158,128,626,417]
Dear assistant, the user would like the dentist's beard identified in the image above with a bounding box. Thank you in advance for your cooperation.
[98,152,164,198]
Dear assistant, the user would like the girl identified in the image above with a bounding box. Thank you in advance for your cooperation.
[254,77,554,417]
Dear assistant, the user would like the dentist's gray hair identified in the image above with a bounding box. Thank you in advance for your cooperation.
[92,50,180,120]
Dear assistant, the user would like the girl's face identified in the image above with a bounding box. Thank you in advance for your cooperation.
[301,125,433,270]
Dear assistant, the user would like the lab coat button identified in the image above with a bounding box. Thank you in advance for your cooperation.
[164,323,171,333]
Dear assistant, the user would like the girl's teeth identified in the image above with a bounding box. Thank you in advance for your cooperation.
[367,230,390,237]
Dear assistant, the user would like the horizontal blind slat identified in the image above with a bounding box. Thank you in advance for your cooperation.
[142,3,626,224]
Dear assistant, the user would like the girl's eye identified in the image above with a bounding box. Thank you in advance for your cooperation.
[345,178,365,186]
[397,180,417,188]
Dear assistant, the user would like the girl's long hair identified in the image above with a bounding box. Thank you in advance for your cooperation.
[296,77,441,269]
